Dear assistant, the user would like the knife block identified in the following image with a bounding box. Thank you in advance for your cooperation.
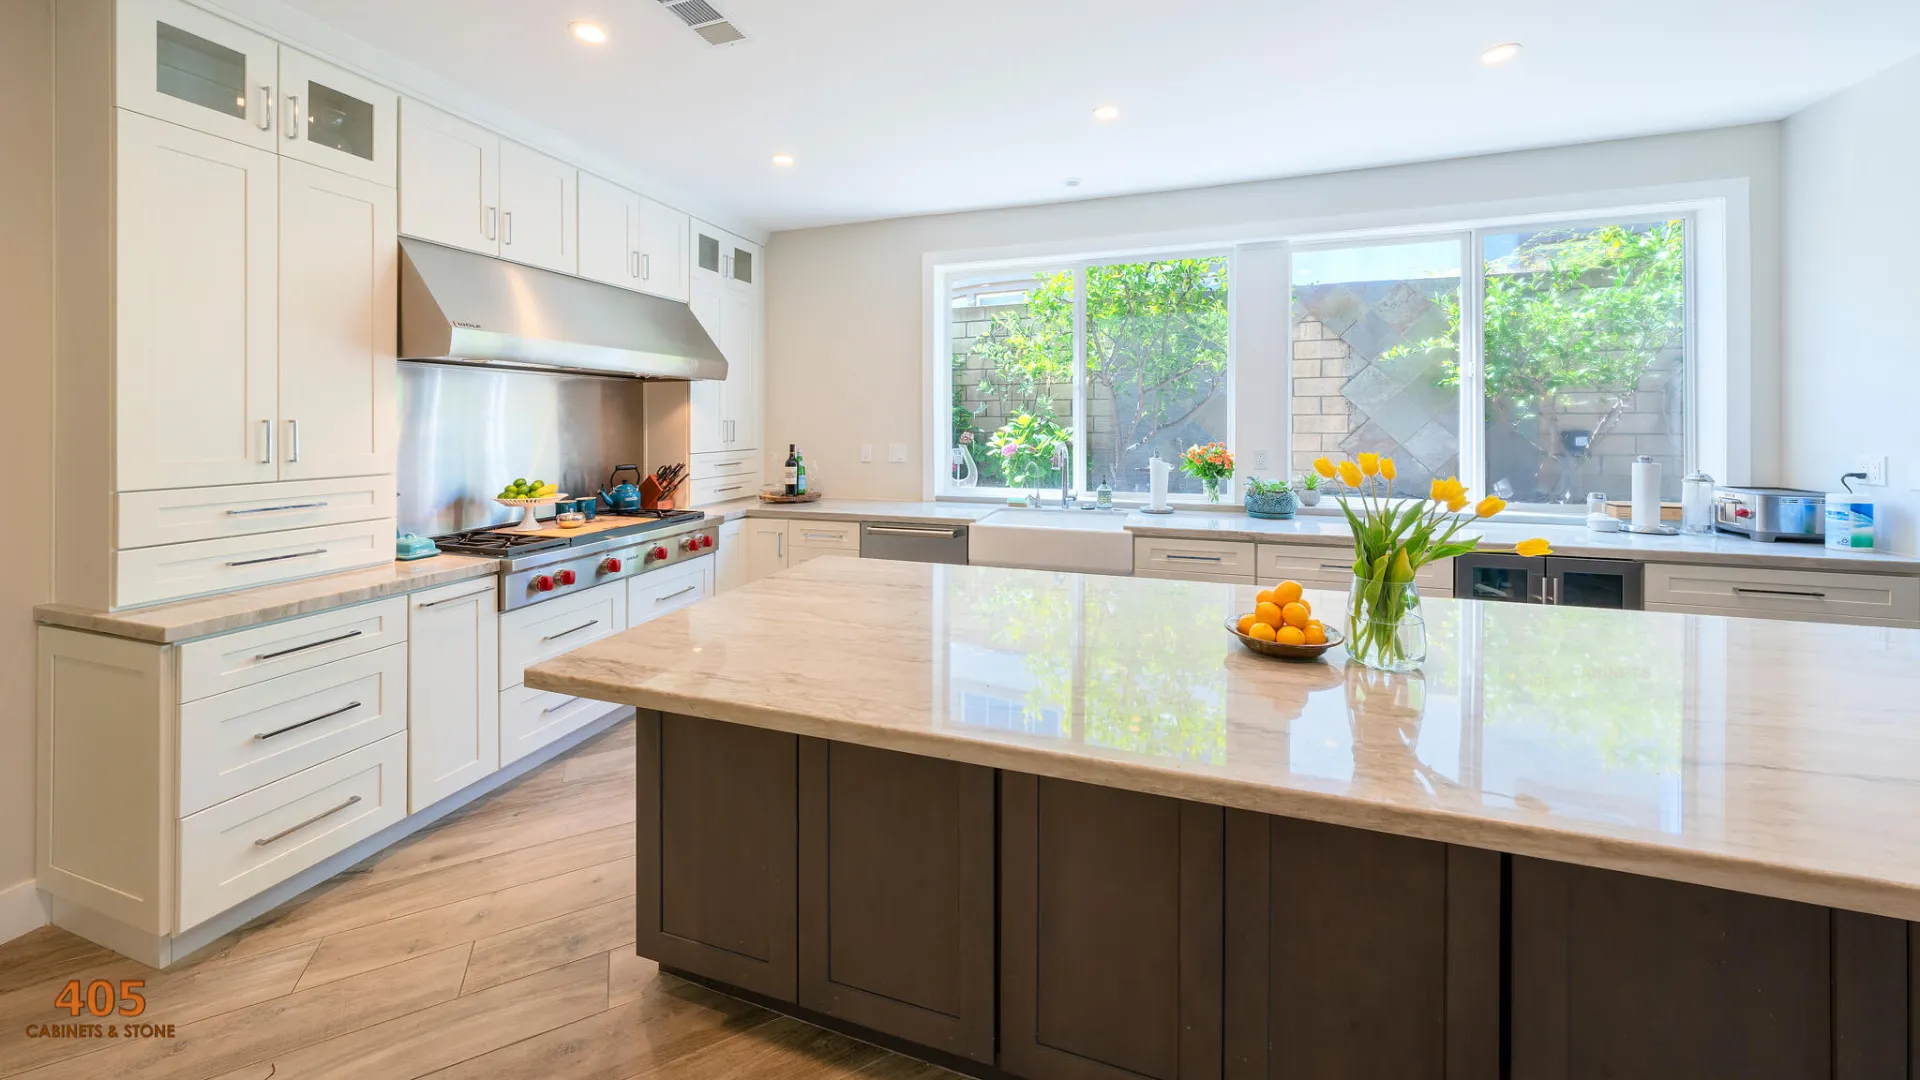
[640,476,671,510]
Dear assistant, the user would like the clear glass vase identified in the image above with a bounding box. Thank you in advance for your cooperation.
[1203,477,1222,503]
[1346,574,1426,672]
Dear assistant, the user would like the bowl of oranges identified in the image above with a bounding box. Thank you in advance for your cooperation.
[1226,580,1342,660]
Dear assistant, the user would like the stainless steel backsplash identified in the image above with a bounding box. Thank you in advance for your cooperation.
[397,361,650,536]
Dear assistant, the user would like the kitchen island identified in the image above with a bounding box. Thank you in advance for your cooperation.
[526,556,1920,1079]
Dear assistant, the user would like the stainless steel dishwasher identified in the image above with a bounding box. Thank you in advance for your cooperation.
[860,521,970,565]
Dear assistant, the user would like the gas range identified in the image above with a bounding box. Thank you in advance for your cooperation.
[433,510,718,611]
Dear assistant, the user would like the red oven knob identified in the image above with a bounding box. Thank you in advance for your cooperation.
[650,545,668,561]
[555,569,577,586]
[680,537,695,552]
[533,575,555,592]
[1735,507,1751,518]
[602,557,623,573]
[697,534,712,549]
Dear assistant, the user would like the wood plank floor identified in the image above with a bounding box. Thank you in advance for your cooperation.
[0,719,960,1080]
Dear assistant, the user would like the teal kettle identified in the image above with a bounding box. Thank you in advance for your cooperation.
[598,464,645,513]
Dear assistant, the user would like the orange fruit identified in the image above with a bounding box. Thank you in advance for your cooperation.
[1253,601,1284,627]
[1303,623,1327,645]
[1237,613,1258,635]
[1275,625,1307,646]
[1248,622,1278,642]
[1271,580,1304,606]
[1255,589,1275,607]
[1280,601,1311,628]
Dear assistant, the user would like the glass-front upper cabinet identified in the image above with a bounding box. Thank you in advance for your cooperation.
[277,47,397,187]
[730,245,754,286]
[695,228,725,280]
[117,0,280,152]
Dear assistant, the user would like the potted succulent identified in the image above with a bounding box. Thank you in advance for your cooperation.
[1243,476,1296,519]
[1296,470,1323,507]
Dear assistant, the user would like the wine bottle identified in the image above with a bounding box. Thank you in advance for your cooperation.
[795,450,808,495]
[783,444,799,496]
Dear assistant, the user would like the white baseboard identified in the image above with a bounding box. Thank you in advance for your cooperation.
[0,877,51,946]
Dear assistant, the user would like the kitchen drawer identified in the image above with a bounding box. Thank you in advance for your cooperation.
[1257,545,1454,597]
[180,642,407,815]
[1644,563,1920,627]
[115,519,397,609]
[687,474,760,507]
[1135,537,1258,580]
[1134,567,1257,586]
[628,556,712,627]
[179,595,406,702]
[177,731,406,930]
[117,477,397,549]
[500,682,617,767]
[688,451,760,480]
[789,520,859,552]
[499,580,627,690]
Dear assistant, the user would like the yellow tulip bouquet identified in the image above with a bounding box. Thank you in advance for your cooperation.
[1312,453,1551,670]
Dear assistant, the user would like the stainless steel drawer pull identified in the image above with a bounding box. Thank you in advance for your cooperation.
[1319,563,1354,572]
[227,501,330,516]
[866,525,959,538]
[655,585,698,603]
[254,795,361,847]
[228,548,327,568]
[1731,586,1828,600]
[710,461,745,468]
[255,629,363,662]
[800,532,846,541]
[714,484,745,494]
[541,619,600,642]
[255,701,361,741]
[1166,553,1224,563]
[541,695,583,715]
[418,588,492,609]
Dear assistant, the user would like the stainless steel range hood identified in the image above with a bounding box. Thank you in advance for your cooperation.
[399,237,728,380]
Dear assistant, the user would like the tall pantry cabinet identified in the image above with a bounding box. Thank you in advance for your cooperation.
[56,0,400,611]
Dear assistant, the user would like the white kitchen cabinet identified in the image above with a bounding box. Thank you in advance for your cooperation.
[498,139,577,274]
[115,110,280,492]
[277,158,397,482]
[397,98,499,255]
[116,0,280,152]
[1133,537,1259,582]
[1644,563,1920,628]
[787,520,859,566]
[744,518,790,582]
[689,219,764,455]
[499,580,627,691]
[407,580,501,811]
[628,557,712,626]
[578,171,689,300]
[275,47,396,187]
[715,520,747,593]
[1255,545,1453,598]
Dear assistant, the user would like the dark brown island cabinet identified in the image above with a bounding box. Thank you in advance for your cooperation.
[635,712,1920,1080]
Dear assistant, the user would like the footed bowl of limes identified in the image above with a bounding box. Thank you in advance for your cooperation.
[1226,580,1343,661]
[494,478,568,532]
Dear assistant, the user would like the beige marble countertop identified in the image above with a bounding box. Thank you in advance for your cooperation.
[528,556,1920,921]
[34,555,497,644]
[702,497,1005,525]
[1124,508,1920,573]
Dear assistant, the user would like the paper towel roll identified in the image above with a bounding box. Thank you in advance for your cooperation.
[1630,456,1662,529]
[1148,455,1172,512]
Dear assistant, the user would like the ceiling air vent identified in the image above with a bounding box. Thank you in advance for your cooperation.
[659,0,747,45]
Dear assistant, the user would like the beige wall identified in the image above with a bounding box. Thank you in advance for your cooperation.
[764,124,1783,502]
[0,0,55,935]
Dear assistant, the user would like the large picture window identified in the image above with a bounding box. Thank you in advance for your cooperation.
[946,254,1231,498]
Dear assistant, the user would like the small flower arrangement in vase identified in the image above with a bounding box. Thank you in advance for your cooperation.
[1182,442,1234,503]
[1296,470,1322,507]
[1314,453,1551,672]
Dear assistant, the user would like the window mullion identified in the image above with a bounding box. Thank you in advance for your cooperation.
[1072,264,1089,496]
[1459,230,1487,493]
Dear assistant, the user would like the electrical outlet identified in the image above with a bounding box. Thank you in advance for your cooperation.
[888,443,908,464]
[860,444,873,463]
[1855,455,1887,486]
[1252,448,1271,470]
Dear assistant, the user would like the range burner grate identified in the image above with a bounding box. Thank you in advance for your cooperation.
[431,530,570,556]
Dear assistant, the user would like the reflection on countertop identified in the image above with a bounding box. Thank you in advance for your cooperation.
[528,556,1920,920]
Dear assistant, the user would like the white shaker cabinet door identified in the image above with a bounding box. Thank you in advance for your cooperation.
[277,158,397,482]
[408,580,501,811]
[720,283,762,450]
[576,171,641,290]
[116,110,279,492]
[635,194,689,301]
[688,273,729,454]
[276,46,397,187]
[743,519,789,582]
[116,0,280,152]
[397,98,498,255]
[714,520,746,593]
[498,139,577,275]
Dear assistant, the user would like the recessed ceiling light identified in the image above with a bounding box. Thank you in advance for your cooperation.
[1479,42,1521,65]
[1064,177,1083,187]
[1092,105,1120,122]
[570,21,608,44]
[771,153,795,168]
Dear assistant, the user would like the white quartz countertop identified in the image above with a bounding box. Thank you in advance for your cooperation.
[528,556,1920,921]
[704,497,1006,525]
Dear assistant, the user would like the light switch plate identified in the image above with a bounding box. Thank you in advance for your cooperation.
[860,444,873,463]
[888,443,908,463]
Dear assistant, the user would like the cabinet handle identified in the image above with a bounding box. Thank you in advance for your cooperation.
[255,701,361,741]
[714,484,745,494]
[229,501,329,516]
[260,419,274,464]
[710,460,745,468]
[800,531,845,542]
[1166,553,1224,563]
[417,587,492,609]
[1318,562,1354,572]
[1544,577,1560,605]
[654,584,698,603]
[287,419,301,464]
[540,695,582,715]
[254,795,361,847]
[641,253,651,280]
[502,211,513,245]
[1731,586,1828,600]
[486,206,497,241]
[254,628,362,661]
[284,93,300,141]
[257,85,272,131]
[776,533,783,558]
[541,619,599,643]
[227,548,327,568]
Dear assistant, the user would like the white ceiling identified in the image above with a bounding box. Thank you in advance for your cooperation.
[277,0,1920,233]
